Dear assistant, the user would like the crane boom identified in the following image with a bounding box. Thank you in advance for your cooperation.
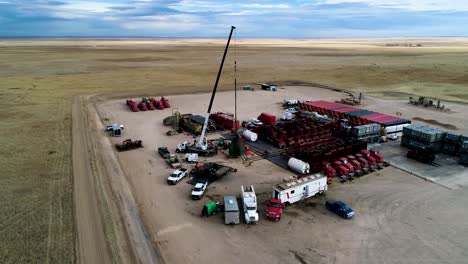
[198,26,236,148]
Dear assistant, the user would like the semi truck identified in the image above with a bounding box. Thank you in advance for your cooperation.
[272,173,327,204]
[241,185,259,224]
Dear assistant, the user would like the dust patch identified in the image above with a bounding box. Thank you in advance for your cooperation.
[413,117,458,130]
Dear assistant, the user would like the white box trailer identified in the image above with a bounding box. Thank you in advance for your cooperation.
[272,173,327,204]
[224,196,240,225]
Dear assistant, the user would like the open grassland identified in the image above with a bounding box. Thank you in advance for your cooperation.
[1,38,468,263]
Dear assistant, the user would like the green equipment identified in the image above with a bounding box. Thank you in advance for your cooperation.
[142,97,151,103]
[201,201,219,217]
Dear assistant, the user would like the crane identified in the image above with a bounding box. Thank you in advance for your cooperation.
[198,25,236,150]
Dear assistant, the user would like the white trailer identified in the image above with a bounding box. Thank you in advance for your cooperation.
[241,185,259,224]
[272,173,327,204]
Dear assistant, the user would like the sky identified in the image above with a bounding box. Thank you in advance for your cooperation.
[0,0,467,38]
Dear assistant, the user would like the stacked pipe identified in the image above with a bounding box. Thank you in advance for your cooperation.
[401,124,446,152]
[442,132,462,155]
[460,140,468,165]
[351,123,381,143]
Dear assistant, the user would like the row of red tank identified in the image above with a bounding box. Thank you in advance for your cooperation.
[322,148,384,183]
[125,97,170,112]
[252,119,335,149]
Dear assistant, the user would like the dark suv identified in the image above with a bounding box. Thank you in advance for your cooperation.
[325,200,354,219]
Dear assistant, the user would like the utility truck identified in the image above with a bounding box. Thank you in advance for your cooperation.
[272,173,327,204]
[167,168,189,185]
[241,185,259,224]
[176,141,217,157]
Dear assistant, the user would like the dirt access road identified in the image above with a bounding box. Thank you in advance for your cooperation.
[72,96,160,264]
[93,86,468,263]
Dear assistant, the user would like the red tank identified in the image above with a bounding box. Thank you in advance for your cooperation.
[146,102,155,110]
[138,101,148,111]
[150,97,164,110]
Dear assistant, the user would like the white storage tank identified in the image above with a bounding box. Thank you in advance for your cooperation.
[243,130,258,142]
[288,158,310,174]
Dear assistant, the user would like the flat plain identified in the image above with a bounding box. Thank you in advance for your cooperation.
[1,38,468,263]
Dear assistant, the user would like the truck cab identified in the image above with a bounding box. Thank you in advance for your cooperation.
[369,148,384,168]
[355,153,370,173]
[176,141,190,153]
[333,161,350,179]
[241,185,259,224]
[338,157,355,177]
[346,155,362,175]
[360,150,377,171]
[266,198,284,221]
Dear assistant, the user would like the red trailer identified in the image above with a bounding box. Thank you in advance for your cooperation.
[138,101,148,111]
[126,100,139,112]
[150,97,164,110]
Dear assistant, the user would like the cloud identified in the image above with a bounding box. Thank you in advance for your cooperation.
[0,0,467,37]
[315,0,468,11]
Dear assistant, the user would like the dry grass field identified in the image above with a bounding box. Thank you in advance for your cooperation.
[1,38,468,263]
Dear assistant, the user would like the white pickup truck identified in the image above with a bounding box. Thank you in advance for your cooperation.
[191,182,208,200]
[167,168,189,185]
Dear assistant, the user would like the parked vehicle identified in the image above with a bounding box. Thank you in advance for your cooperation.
[347,155,363,175]
[166,154,182,168]
[337,157,355,177]
[201,201,219,217]
[158,146,170,159]
[325,200,354,219]
[106,124,124,137]
[241,185,259,224]
[115,139,143,152]
[224,196,240,225]
[283,99,300,107]
[242,119,263,129]
[191,182,208,200]
[359,150,377,170]
[176,141,218,157]
[272,173,327,204]
[167,168,189,185]
[332,161,350,179]
[369,148,385,168]
[265,198,284,221]
[354,154,370,173]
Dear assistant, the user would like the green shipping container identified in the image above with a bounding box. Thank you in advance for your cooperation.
[243,86,251,90]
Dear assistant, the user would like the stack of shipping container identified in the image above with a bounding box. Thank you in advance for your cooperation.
[401,124,446,152]
[301,100,411,137]
[351,123,381,142]
[442,132,462,155]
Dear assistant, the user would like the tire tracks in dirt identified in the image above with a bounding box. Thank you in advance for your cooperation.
[72,96,112,264]
[73,95,160,264]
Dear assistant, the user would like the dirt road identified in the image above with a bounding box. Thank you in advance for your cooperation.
[72,96,111,264]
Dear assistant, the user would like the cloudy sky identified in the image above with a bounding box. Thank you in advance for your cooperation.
[0,0,467,37]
